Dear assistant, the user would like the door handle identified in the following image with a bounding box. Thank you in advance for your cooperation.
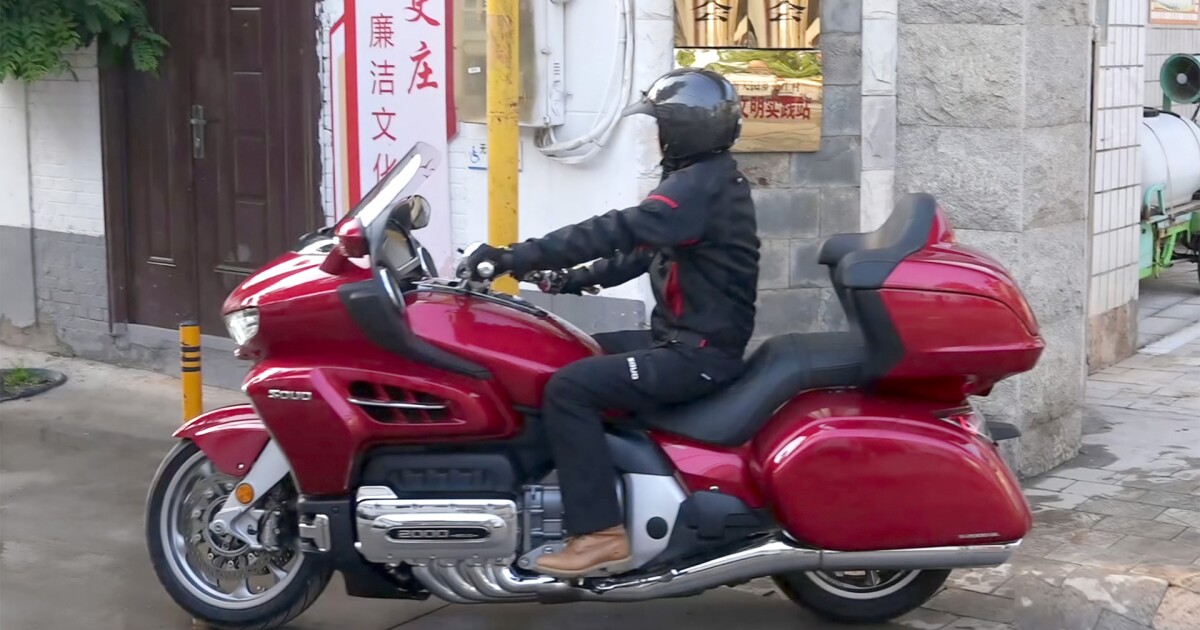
[189,105,206,159]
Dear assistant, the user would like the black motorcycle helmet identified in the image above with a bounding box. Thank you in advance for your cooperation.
[622,68,743,161]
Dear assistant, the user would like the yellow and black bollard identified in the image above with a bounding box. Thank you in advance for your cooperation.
[180,321,203,423]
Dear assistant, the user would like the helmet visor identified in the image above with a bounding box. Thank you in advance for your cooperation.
[621,98,656,118]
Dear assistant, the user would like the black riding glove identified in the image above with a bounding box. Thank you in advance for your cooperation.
[463,244,515,280]
[523,269,598,295]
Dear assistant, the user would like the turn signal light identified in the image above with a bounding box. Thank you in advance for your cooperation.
[234,483,255,505]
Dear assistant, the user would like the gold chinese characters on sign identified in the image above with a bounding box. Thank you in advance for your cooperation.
[676,0,822,152]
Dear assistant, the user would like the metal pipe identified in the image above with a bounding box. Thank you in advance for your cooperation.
[487,0,520,295]
[180,321,202,422]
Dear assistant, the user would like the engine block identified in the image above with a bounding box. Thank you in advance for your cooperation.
[354,486,519,564]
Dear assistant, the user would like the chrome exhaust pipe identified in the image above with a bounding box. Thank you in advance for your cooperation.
[413,537,1021,604]
[579,538,1020,602]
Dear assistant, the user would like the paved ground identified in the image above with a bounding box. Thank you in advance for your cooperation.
[1139,264,1200,349]
[3,341,1200,629]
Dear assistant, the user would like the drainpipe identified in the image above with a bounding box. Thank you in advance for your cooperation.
[487,0,520,295]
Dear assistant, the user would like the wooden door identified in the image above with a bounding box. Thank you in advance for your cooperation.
[108,0,321,334]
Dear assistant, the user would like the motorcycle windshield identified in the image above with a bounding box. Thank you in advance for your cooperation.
[335,142,441,236]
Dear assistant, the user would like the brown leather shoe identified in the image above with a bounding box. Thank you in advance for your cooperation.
[534,525,632,578]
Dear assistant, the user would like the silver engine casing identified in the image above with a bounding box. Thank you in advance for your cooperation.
[354,487,520,564]
[353,474,686,570]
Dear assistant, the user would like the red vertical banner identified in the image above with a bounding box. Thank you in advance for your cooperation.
[328,0,456,269]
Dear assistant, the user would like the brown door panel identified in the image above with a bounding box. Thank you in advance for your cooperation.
[118,0,321,335]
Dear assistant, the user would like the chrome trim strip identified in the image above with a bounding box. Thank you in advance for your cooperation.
[347,397,447,411]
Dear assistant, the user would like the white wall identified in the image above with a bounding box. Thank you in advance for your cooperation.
[1089,0,1145,319]
[25,50,106,238]
[0,81,31,230]
[316,0,671,308]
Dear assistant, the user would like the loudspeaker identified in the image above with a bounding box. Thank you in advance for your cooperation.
[1162,54,1200,105]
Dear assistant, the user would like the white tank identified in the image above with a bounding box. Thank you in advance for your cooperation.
[1142,112,1200,210]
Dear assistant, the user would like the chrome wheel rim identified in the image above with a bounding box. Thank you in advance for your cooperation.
[806,569,921,600]
[159,450,304,610]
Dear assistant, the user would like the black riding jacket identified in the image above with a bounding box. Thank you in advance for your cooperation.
[509,152,760,355]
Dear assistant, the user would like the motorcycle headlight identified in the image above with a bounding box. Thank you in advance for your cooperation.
[224,308,260,346]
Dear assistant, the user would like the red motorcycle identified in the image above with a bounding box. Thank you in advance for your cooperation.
[145,143,1041,629]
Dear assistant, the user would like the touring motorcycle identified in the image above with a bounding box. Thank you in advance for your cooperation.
[145,143,1041,628]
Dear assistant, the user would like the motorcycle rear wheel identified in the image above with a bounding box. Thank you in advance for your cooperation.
[772,569,950,625]
[145,440,333,630]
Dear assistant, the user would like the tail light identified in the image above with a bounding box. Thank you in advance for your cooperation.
[936,405,986,437]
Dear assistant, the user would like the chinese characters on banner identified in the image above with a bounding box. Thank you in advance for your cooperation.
[327,0,456,271]
[1150,0,1200,26]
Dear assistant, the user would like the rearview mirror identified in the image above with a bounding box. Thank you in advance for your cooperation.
[408,195,430,230]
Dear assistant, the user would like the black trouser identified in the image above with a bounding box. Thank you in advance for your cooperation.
[542,330,745,535]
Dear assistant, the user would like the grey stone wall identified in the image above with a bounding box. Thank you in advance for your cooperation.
[31,229,112,355]
[896,0,1091,476]
[743,0,862,348]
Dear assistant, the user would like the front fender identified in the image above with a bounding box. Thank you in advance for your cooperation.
[174,404,269,477]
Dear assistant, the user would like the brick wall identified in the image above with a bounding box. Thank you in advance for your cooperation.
[743,1,863,348]
[24,48,113,354]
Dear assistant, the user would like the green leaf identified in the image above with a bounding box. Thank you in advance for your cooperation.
[109,24,129,46]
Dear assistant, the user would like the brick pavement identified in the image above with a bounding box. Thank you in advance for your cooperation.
[744,322,1200,629]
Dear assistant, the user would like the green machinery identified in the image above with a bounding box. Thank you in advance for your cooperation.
[1140,53,1200,281]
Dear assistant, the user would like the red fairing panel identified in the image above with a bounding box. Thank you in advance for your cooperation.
[754,391,1031,551]
[245,361,519,495]
[405,291,601,408]
[174,405,270,477]
[654,433,764,508]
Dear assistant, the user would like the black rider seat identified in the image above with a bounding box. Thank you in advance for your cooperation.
[635,193,941,447]
[637,332,867,447]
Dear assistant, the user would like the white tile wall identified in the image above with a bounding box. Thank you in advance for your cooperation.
[860,5,897,230]
[1088,0,1146,317]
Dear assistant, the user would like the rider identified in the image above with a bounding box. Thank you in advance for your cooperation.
[464,68,760,578]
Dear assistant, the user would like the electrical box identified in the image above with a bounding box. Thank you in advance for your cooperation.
[453,0,566,127]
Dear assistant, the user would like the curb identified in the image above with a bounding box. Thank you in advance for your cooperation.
[0,369,68,403]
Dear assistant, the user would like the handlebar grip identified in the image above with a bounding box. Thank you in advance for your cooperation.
[476,261,496,279]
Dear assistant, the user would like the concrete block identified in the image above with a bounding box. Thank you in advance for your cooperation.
[1021,315,1086,427]
[1018,407,1084,477]
[896,125,1023,232]
[791,137,861,188]
[819,188,862,236]
[820,287,849,331]
[735,153,791,188]
[1015,221,1087,326]
[789,238,829,288]
[758,239,790,290]
[754,188,820,238]
[898,24,1023,128]
[822,85,862,138]
[861,96,897,170]
[1023,123,1090,229]
[822,0,862,33]
[754,289,824,337]
[820,34,862,88]
[1025,0,1091,26]
[899,0,1023,24]
[1025,26,1093,128]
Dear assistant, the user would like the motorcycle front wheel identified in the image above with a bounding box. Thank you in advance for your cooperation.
[772,569,950,625]
[145,441,332,630]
